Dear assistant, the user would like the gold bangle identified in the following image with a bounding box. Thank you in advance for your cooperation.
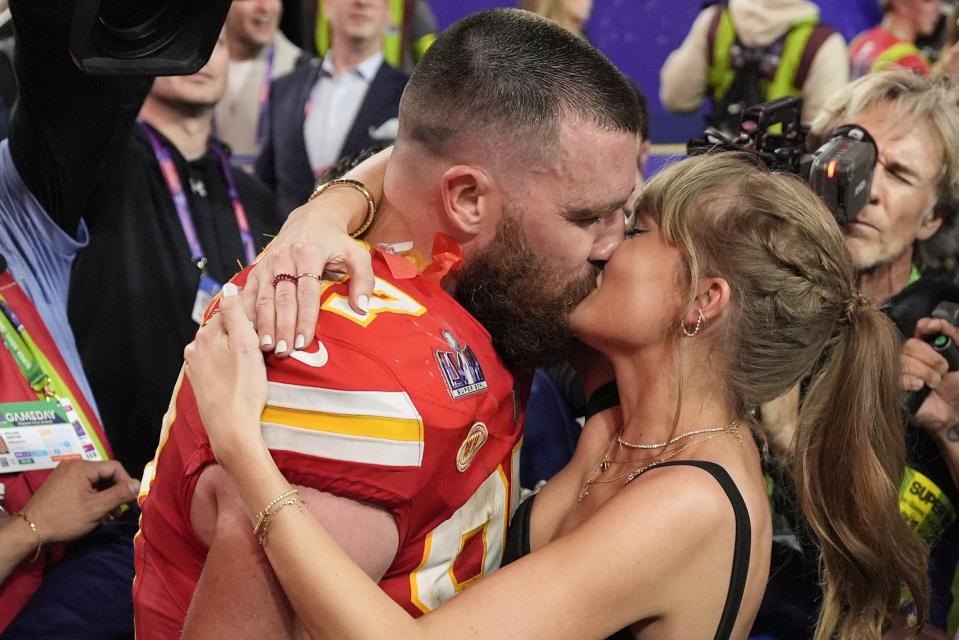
[308,178,377,239]
[252,487,298,538]
[257,498,304,546]
[15,511,42,563]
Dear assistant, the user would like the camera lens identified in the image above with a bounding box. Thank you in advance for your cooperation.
[98,0,158,32]
[93,0,193,58]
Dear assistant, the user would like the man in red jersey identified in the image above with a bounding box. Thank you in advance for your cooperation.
[850,0,941,78]
[134,9,643,639]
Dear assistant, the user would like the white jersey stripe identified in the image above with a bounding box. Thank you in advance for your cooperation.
[266,381,421,421]
[262,421,424,467]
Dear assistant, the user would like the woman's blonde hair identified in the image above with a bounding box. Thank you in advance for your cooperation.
[637,153,929,639]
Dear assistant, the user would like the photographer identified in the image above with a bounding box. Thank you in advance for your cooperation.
[758,70,959,639]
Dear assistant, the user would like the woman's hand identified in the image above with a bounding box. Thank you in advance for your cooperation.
[246,148,391,356]
[184,283,269,470]
[22,459,139,544]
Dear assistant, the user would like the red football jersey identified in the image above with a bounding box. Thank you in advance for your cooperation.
[850,26,929,79]
[133,250,525,637]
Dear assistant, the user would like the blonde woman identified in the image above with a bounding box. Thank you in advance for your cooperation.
[185,152,927,639]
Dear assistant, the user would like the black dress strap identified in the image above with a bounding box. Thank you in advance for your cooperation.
[644,460,752,640]
[502,491,536,566]
[501,461,751,640]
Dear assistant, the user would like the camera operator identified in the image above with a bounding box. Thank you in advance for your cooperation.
[757,69,959,639]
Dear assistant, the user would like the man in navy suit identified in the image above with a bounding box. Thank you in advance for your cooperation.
[257,0,407,215]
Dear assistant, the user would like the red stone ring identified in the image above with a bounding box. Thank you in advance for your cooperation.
[271,273,299,288]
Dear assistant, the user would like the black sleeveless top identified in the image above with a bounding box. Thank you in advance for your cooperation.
[502,460,752,640]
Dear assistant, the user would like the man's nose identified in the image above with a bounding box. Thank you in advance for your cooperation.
[589,212,626,263]
[868,163,884,206]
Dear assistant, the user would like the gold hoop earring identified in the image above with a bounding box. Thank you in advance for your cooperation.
[680,308,706,337]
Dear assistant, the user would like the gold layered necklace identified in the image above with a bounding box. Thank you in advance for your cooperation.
[577,419,741,502]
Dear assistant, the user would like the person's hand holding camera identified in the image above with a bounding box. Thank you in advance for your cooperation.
[904,317,959,436]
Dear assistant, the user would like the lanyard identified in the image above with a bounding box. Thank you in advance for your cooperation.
[907,264,922,287]
[0,299,52,398]
[255,45,275,149]
[139,121,257,269]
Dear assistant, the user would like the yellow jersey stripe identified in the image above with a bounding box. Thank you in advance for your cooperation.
[261,406,424,442]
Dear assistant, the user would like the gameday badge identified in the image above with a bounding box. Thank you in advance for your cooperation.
[456,422,489,472]
[435,329,489,399]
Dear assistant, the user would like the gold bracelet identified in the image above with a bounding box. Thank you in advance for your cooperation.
[15,511,42,563]
[252,487,299,538]
[308,178,377,239]
[257,498,305,546]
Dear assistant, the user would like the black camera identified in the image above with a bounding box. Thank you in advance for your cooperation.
[69,0,232,76]
[887,278,959,416]
[687,96,878,226]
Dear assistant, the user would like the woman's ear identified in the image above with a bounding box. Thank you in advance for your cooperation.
[440,165,493,237]
[682,277,730,328]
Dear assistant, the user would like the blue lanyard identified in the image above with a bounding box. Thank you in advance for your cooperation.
[139,121,257,269]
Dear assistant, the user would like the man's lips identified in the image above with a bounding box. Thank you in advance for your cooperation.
[847,218,879,234]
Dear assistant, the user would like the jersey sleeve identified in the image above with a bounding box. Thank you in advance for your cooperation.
[261,332,426,515]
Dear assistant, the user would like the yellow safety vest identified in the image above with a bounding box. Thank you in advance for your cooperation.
[707,9,819,104]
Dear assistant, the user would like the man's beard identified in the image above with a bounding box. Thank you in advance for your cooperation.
[454,216,599,370]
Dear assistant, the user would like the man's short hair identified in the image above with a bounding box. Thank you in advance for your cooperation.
[397,8,642,162]
[810,70,959,208]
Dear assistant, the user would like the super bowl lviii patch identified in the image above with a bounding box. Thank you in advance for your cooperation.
[435,329,488,399]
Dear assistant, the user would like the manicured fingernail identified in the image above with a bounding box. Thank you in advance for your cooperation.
[358,295,369,314]
[222,283,238,298]
[275,339,288,354]
[294,334,306,350]
[260,334,273,347]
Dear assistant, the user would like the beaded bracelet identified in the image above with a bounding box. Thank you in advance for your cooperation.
[308,179,377,239]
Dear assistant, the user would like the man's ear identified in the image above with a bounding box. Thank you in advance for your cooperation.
[682,277,731,329]
[439,165,494,238]
[917,199,946,241]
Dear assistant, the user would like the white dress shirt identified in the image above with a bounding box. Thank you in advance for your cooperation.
[304,51,383,175]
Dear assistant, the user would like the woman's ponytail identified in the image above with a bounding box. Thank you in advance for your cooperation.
[794,299,929,639]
